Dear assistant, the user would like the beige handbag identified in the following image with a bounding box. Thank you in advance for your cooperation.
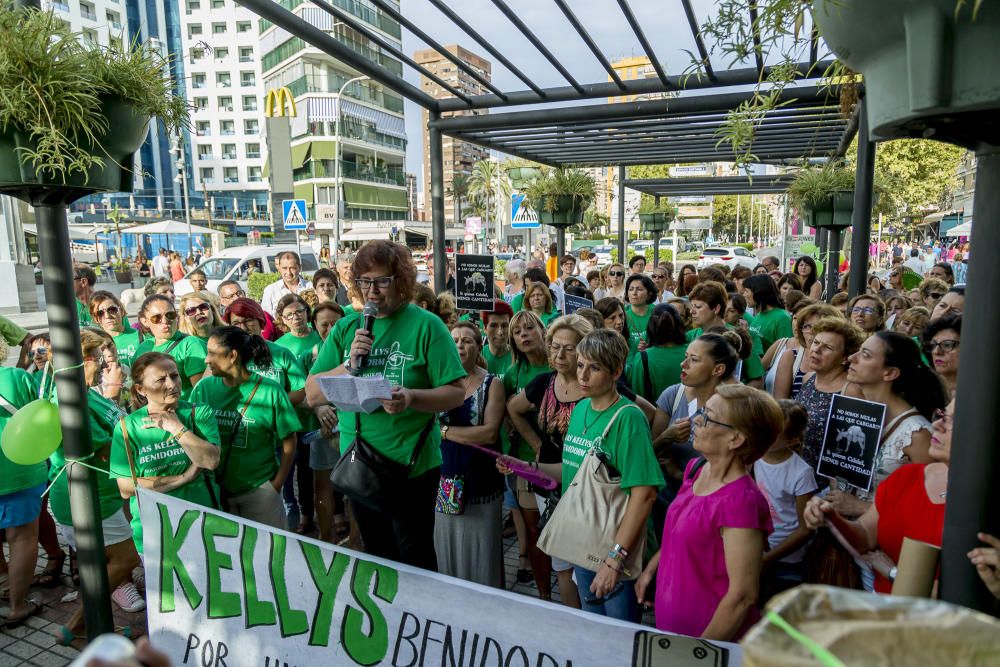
[537,403,646,576]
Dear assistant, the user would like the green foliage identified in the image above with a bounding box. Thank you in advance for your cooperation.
[247,272,281,303]
[524,168,596,213]
[610,247,676,265]
[573,207,608,236]
[787,162,856,209]
[495,258,506,278]
[0,6,188,181]
[467,159,512,221]
[711,194,766,241]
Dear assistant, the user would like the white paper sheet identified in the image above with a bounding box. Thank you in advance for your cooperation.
[317,374,392,414]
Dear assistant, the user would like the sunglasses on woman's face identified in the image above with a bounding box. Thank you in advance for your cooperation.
[148,311,178,324]
[96,305,120,318]
[608,270,625,277]
[33,346,48,356]
[184,303,210,317]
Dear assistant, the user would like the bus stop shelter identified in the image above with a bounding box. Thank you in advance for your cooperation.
[234,0,994,614]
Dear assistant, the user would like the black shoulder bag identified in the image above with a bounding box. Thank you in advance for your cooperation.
[330,411,436,514]
[640,350,654,402]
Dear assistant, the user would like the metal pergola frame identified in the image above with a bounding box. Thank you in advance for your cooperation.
[623,175,798,197]
[233,0,1000,614]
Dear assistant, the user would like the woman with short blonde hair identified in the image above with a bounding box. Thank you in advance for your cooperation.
[178,292,224,341]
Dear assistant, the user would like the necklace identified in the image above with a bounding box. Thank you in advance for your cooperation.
[583,396,618,435]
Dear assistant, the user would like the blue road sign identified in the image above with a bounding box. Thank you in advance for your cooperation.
[282,199,308,230]
[511,193,540,229]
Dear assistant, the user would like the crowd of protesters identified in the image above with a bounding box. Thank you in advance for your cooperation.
[0,238,996,649]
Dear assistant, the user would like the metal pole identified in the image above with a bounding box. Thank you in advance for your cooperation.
[430,111,446,290]
[652,195,661,267]
[848,98,876,298]
[36,204,114,638]
[736,193,740,244]
[333,75,369,262]
[825,228,841,300]
[817,228,829,297]
[617,165,626,262]
[940,143,1000,613]
[180,143,193,255]
[750,194,755,246]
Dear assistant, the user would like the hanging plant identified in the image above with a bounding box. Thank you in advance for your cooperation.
[0,5,189,192]
[524,168,596,227]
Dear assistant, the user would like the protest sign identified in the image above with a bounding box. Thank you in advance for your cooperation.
[140,490,738,667]
[564,293,593,315]
[817,395,886,491]
[455,254,494,311]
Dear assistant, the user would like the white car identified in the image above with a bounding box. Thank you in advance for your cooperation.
[174,244,320,297]
[696,246,759,270]
[590,244,614,265]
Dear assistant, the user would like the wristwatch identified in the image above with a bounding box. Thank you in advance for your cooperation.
[887,566,898,582]
[440,425,450,440]
[344,358,361,376]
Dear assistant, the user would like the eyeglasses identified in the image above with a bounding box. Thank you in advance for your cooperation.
[926,339,960,354]
[228,317,254,330]
[354,275,397,290]
[220,290,245,301]
[548,343,577,357]
[851,307,877,315]
[184,303,211,317]
[148,311,178,325]
[932,408,953,427]
[608,271,625,277]
[282,308,307,320]
[928,292,944,300]
[32,346,48,356]
[652,273,666,279]
[96,305,121,318]
[692,407,735,430]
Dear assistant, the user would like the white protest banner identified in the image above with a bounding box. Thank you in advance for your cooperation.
[139,490,739,667]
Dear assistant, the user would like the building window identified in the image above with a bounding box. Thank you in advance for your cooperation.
[214,47,229,60]
[218,96,233,111]
[246,143,261,159]
[224,167,238,183]
[200,167,215,183]
[216,72,231,88]
[106,11,122,28]
[193,97,208,111]
[248,166,262,182]
[188,24,202,38]
[237,21,251,33]
[189,47,204,63]
[191,73,206,89]
[240,71,255,87]
[244,119,259,135]
[221,144,237,159]
[211,0,224,8]
[221,120,235,136]
[186,0,200,12]
[242,96,257,112]
[238,47,254,62]
[195,121,211,136]
[212,22,226,34]
[80,1,97,21]
[197,145,213,159]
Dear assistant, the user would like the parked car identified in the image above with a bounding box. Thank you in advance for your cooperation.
[696,246,759,270]
[590,244,614,265]
[173,244,320,297]
[628,240,654,255]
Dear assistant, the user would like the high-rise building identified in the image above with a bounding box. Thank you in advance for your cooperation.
[259,1,408,248]
[416,45,491,228]
[406,172,419,221]
[181,0,268,217]
[608,55,665,103]
[45,0,126,47]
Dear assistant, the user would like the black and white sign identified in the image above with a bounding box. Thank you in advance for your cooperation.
[564,293,594,315]
[455,254,494,310]
[817,394,887,492]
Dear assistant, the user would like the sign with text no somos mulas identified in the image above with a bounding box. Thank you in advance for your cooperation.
[139,490,738,667]
[455,254,494,311]
[817,394,887,492]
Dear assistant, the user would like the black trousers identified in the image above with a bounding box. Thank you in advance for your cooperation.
[351,467,439,572]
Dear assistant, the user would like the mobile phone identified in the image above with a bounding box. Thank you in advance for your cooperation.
[70,633,136,667]
[630,631,729,667]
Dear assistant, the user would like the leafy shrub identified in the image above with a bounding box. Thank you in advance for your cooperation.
[247,272,280,302]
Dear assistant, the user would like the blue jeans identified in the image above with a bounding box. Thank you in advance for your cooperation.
[574,566,639,623]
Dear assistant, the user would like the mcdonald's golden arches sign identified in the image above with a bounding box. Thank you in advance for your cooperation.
[264,87,297,118]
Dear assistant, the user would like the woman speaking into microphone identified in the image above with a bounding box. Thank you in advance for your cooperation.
[306,241,466,570]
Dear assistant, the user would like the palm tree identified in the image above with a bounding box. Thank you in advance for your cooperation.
[468,159,512,239]
[446,173,470,225]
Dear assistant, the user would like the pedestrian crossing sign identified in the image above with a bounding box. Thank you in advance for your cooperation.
[511,193,540,229]
[282,199,308,230]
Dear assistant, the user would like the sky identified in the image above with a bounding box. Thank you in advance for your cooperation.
[395,0,720,183]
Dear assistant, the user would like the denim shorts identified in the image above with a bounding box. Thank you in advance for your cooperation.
[309,434,340,471]
[0,483,46,529]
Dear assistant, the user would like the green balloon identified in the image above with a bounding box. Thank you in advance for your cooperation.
[800,242,817,255]
[1,399,62,465]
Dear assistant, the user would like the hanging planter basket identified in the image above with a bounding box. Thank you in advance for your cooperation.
[0,97,150,200]
[640,212,669,233]
[802,191,855,230]
[507,166,542,191]
[114,269,133,284]
[537,194,586,228]
[814,0,1000,147]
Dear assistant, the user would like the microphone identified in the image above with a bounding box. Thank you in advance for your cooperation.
[358,301,378,369]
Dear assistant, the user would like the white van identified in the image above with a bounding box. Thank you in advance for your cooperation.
[173,244,320,298]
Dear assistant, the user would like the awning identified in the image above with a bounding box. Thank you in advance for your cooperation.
[341,229,390,241]
[293,183,314,206]
[309,140,337,161]
[945,221,972,237]
[291,142,311,169]
[304,97,406,140]
[343,183,408,210]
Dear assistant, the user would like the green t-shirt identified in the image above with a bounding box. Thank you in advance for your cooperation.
[749,307,793,353]
[109,401,221,554]
[560,396,665,495]
[29,366,53,401]
[503,359,550,459]
[113,329,145,367]
[275,330,322,359]
[483,345,513,380]
[0,368,49,495]
[134,331,208,400]
[625,305,654,351]
[190,376,302,495]
[510,292,524,313]
[311,303,466,476]
[686,324,765,381]
[49,389,126,525]
[76,299,92,326]
[0,315,27,346]
[251,341,308,395]
[628,344,688,403]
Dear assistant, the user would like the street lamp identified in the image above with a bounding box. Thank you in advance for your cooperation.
[333,74,369,261]
[171,135,194,254]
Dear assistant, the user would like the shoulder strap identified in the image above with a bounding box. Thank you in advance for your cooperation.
[671,384,685,418]
[880,407,919,445]
[598,401,643,442]
[119,416,139,489]
[0,394,17,417]
[640,350,653,402]
[686,456,708,481]
[163,333,188,354]
[407,416,437,468]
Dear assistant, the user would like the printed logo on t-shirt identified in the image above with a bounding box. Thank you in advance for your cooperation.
[382,341,415,386]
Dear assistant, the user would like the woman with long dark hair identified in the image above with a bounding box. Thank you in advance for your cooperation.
[192,326,300,528]
[629,304,688,403]
[624,274,658,353]
[743,274,793,351]
[675,264,698,297]
[792,256,822,300]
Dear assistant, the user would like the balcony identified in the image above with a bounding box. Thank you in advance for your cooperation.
[192,81,206,89]
[219,106,234,113]
[246,151,261,159]
[110,21,122,30]
[220,129,236,136]
[244,127,259,135]
[243,104,258,112]
[81,9,97,21]
[222,153,237,160]
[241,78,255,87]
[248,175,263,182]
[196,129,211,136]
[52,2,70,11]
[239,55,254,63]
[224,177,239,183]
[341,161,405,186]
[198,153,213,160]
